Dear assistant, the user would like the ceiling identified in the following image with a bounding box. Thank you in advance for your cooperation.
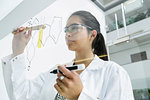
[92,0,127,11]
[0,0,56,40]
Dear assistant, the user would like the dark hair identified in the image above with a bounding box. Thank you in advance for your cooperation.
[69,10,108,61]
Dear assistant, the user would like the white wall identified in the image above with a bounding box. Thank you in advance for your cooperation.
[124,59,150,89]
[0,0,106,99]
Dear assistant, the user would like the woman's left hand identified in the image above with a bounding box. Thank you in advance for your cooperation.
[54,65,83,100]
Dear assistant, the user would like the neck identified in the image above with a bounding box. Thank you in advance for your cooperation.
[74,49,94,67]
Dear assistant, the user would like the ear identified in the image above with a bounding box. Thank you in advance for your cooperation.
[90,30,97,40]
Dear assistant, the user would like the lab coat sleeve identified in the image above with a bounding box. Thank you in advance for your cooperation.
[1,53,46,100]
[2,54,16,100]
[103,63,134,100]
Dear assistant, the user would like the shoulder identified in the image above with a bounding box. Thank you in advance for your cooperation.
[102,60,130,80]
[96,58,129,77]
[103,60,125,71]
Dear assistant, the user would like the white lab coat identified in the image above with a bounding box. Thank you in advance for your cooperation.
[1,53,135,100]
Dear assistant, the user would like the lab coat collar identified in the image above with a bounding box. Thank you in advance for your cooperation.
[85,55,104,71]
[79,55,105,84]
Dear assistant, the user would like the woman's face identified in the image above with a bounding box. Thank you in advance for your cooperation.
[65,16,92,52]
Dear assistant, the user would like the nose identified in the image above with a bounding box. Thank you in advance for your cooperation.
[65,32,72,38]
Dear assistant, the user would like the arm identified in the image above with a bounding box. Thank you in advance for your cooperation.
[2,53,46,100]
[2,27,45,100]
[2,54,15,100]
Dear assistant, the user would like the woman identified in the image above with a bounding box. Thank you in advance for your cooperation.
[2,11,134,100]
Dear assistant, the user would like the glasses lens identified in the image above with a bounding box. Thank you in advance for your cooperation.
[64,25,83,34]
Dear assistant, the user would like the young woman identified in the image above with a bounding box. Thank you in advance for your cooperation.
[2,11,134,100]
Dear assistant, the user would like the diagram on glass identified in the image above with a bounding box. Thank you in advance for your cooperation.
[22,16,62,70]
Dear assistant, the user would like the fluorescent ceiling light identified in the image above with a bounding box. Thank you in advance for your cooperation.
[124,0,143,13]
[124,0,136,5]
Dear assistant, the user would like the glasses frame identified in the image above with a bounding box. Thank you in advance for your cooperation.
[64,24,93,34]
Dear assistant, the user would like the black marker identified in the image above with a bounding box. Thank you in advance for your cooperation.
[50,64,85,74]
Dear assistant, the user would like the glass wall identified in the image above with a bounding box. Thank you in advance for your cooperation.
[0,0,106,99]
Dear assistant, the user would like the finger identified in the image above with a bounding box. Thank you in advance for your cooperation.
[28,30,32,37]
[13,27,25,35]
[25,30,32,38]
[19,27,25,32]
[57,73,63,78]
[61,77,72,88]
[57,65,66,76]
[58,65,74,79]
[54,84,63,95]
[20,30,27,35]
[60,76,65,81]
[56,78,67,91]
[64,64,67,67]
[57,74,70,83]
[28,29,32,35]
[16,28,20,32]
[15,27,25,32]
[56,78,65,87]
[72,71,78,75]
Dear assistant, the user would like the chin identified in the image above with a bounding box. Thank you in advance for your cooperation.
[67,45,76,51]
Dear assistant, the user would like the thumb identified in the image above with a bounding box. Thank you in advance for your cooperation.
[25,30,32,38]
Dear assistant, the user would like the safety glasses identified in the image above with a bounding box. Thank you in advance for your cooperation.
[64,24,93,34]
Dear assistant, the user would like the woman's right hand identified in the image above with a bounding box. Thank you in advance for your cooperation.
[12,27,32,58]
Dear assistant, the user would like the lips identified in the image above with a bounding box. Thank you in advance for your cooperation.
[67,40,75,43]
[68,40,73,42]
